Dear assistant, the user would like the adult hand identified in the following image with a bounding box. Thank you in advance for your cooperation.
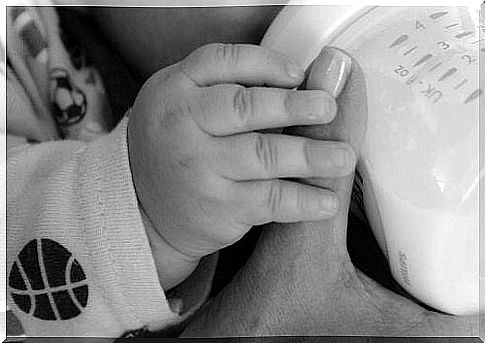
[128,43,356,290]
[182,47,479,336]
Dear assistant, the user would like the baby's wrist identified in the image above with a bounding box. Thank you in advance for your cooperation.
[139,205,200,291]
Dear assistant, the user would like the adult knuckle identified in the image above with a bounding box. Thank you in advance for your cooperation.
[254,134,277,175]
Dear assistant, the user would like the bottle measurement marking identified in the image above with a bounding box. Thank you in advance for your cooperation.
[429,62,443,71]
[394,65,445,104]
[461,55,476,64]
[429,11,448,20]
[420,83,443,103]
[445,23,459,29]
[455,31,474,39]
[438,68,457,81]
[464,89,483,104]
[404,46,418,56]
[454,79,468,89]
[413,54,433,67]
[389,34,409,48]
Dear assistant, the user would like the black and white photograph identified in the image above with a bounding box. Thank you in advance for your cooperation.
[1,1,483,341]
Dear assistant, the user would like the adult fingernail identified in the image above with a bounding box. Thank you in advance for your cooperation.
[307,47,352,98]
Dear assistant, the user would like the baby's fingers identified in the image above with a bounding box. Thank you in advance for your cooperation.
[180,43,304,87]
[191,85,336,136]
[233,180,339,225]
[211,133,356,180]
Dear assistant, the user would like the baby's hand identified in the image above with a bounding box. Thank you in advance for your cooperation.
[127,43,356,290]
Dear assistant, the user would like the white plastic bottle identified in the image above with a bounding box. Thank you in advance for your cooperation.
[262,4,481,315]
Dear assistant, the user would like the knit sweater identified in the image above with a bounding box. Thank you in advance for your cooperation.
[3,4,216,338]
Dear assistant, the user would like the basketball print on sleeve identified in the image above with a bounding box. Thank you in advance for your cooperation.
[8,239,88,321]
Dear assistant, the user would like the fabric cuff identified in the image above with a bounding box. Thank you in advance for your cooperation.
[80,116,216,332]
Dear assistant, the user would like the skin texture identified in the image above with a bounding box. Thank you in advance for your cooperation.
[181,49,480,337]
[127,43,356,290]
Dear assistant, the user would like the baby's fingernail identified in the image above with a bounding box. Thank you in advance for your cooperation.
[286,59,305,81]
[287,91,337,123]
[308,47,352,98]
[336,146,357,172]
[320,194,339,215]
